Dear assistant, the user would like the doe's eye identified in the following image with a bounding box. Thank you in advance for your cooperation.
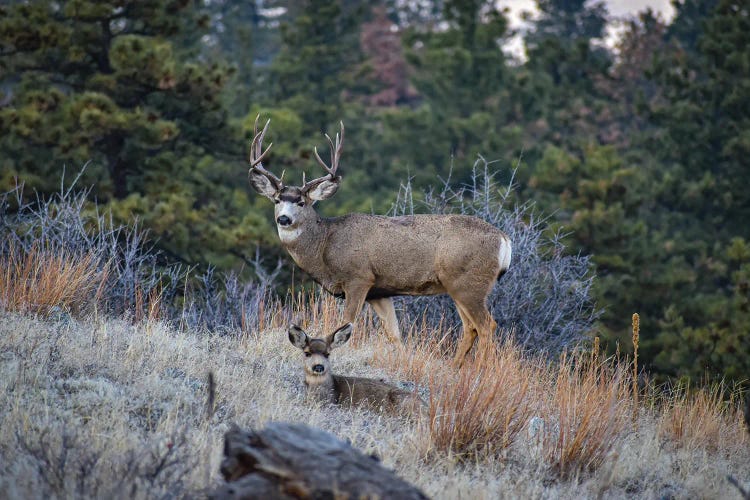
[304,352,312,357]
[274,199,280,204]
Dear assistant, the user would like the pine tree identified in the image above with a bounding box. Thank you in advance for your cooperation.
[0,0,268,268]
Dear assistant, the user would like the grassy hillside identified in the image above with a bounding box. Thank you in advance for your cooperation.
[1,297,748,498]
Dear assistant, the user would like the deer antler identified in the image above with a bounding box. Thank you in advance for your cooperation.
[303,121,344,193]
[249,115,281,189]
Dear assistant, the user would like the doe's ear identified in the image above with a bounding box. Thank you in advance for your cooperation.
[306,177,340,202]
[287,325,308,350]
[327,323,353,350]
[249,169,280,200]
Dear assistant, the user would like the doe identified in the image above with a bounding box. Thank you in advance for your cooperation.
[288,323,425,414]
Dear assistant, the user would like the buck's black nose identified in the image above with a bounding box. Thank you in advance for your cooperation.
[277,215,292,226]
[312,364,325,374]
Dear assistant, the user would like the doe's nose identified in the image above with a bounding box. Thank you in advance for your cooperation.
[277,215,292,226]
[312,364,325,374]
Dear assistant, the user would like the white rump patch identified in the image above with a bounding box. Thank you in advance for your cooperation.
[498,237,512,271]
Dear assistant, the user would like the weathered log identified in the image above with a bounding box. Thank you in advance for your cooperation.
[211,422,429,500]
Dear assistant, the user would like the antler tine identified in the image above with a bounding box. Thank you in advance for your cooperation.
[250,118,272,166]
[248,115,281,186]
[311,121,345,179]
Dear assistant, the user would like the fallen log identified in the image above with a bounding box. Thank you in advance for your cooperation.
[211,422,429,499]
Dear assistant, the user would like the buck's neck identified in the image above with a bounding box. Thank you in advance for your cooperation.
[304,373,336,404]
[277,216,329,269]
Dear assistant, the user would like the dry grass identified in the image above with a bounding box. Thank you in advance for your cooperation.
[371,325,453,383]
[423,340,536,460]
[1,298,748,498]
[658,383,749,454]
[542,351,633,478]
[0,242,106,316]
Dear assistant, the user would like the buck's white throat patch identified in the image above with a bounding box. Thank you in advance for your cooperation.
[278,225,302,243]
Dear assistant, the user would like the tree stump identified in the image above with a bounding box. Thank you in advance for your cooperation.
[211,422,429,499]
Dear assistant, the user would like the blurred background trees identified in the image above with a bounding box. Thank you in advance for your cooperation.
[1,0,747,387]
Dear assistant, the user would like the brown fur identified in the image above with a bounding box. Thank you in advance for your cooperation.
[288,324,425,414]
[251,122,512,367]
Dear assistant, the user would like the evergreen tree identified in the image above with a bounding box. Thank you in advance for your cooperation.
[0,0,268,269]
[378,0,520,186]
[269,0,364,134]
[639,0,750,384]
[520,0,611,149]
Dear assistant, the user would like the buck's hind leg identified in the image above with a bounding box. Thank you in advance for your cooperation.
[452,303,478,368]
[464,303,497,361]
[450,286,497,367]
[368,297,401,343]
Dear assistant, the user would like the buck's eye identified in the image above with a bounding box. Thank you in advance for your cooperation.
[274,199,280,204]
[297,201,305,207]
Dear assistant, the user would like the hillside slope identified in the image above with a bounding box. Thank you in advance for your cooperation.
[0,312,747,498]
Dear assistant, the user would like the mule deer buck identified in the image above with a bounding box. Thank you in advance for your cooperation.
[249,118,512,367]
[288,323,425,413]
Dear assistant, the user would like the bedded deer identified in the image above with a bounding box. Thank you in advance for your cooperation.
[249,118,511,367]
[288,323,424,413]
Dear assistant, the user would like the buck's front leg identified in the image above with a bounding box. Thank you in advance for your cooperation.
[342,281,372,328]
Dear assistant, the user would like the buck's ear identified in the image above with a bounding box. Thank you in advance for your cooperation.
[306,177,341,202]
[327,323,352,350]
[287,325,308,349]
[249,169,280,200]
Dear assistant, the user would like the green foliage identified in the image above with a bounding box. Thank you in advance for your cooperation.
[635,0,750,384]
[648,238,750,383]
[1,0,748,387]
[376,0,522,186]
[270,0,365,134]
[0,0,266,268]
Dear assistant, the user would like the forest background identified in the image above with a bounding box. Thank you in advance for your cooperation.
[1,0,748,388]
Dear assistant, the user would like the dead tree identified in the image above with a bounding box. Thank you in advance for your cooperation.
[211,422,429,499]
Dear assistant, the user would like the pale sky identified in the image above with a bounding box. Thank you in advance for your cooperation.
[497,0,675,23]
[497,0,676,60]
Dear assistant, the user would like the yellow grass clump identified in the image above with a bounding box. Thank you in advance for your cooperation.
[0,242,107,316]
[423,339,536,460]
[658,382,749,453]
[543,350,633,478]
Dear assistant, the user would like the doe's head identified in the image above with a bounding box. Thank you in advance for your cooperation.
[287,323,352,378]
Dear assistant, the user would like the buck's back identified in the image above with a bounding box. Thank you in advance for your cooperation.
[321,213,507,295]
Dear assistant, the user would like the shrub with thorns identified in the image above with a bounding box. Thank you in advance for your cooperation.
[391,158,600,354]
[0,176,279,331]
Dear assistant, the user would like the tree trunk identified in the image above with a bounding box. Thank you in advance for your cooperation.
[210,422,429,500]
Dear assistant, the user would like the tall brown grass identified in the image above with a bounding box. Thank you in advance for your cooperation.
[268,291,376,346]
[0,242,107,316]
[543,351,632,478]
[658,382,749,453]
[423,340,536,460]
[371,324,454,384]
